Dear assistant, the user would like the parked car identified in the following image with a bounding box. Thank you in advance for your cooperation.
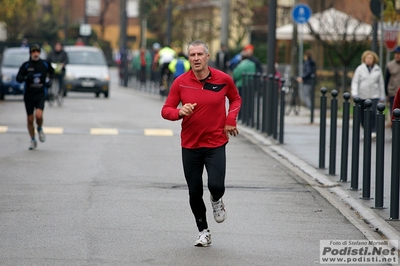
[0,47,47,100]
[64,46,110,98]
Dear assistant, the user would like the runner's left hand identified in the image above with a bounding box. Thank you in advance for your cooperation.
[224,125,239,138]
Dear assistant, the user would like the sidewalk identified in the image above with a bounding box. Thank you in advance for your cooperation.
[240,106,400,245]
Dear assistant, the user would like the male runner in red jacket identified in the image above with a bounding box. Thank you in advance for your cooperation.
[161,40,241,247]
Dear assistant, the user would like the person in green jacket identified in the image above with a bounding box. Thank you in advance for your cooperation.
[132,46,152,86]
[232,51,256,97]
[168,52,191,80]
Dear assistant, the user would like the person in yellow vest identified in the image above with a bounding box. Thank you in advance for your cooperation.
[168,52,190,80]
[154,45,176,94]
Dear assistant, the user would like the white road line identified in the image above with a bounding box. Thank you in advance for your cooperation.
[0,126,8,133]
[90,128,119,135]
[144,128,174,136]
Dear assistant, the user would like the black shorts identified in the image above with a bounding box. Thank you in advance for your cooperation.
[24,95,45,115]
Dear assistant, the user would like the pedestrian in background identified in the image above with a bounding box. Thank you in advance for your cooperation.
[241,44,263,74]
[16,44,54,150]
[21,38,29,48]
[232,49,256,97]
[154,45,176,95]
[132,46,151,87]
[392,86,400,121]
[215,44,230,73]
[161,40,241,247]
[168,52,190,80]
[385,46,400,117]
[351,50,385,139]
[297,50,316,111]
[47,41,68,94]
[75,38,85,46]
[151,43,161,86]
[42,41,52,55]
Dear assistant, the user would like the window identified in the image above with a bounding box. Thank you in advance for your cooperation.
[127,0,139,18]
[67,51,107,66]
[86,0,101,16]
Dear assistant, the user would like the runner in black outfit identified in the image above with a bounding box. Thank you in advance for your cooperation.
[16,44,54,150]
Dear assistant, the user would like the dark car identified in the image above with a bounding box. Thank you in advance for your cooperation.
[64,46,110,98]
[0,47,47,100]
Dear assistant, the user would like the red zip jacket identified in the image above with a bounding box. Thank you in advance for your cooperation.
[161,67,242,149]
[392,87,400,121]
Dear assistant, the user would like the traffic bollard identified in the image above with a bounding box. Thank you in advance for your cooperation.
[350,97,361,190]
[262,74,268,133]
[244,73,252,126]
[374,103,385,208]
[340,92,350,182]
[279,78,285,144]
[250,73,258,128]
[272,76,279,139]
[319,87,327,169]
[362,99,373,200]
[310,74,316,124]
[266,74,275,136]
[390,109,400,219]
[239,73,247,122]
[328,90,338,175]
[256,74,262,130]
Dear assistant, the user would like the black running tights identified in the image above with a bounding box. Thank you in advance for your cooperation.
[182,145,226,231]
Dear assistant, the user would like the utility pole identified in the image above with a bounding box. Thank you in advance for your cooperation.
[64,0,69,43]
[141,17,147,48]
[166,0,172,46]
[220,0,230,46]
[119,0,128,87]
[290,0,298,77]
[83,0,88,45]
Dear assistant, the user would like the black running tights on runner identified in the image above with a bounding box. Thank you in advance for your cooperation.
[182,145,226,231]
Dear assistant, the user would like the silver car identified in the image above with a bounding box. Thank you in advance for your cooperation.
[0,47,47,100]
[64,46,110,98]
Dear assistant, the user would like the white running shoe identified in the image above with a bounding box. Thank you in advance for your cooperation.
[211,195,227,223]
[194,229,211,247]
[38,128,46,142]
[29,139,37,150]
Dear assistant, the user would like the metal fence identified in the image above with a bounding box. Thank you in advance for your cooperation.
[240,72,400,219]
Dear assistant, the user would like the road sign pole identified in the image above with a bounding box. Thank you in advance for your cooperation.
[291,4,312,82]
[298,23,304,97]
[298,23,303,79]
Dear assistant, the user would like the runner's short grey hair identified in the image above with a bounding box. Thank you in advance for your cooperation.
[188,40,209,54]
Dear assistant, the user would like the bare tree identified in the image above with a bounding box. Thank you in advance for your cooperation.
[229,0,254,49]
[173,1,219,47]
[306,8,372,91]
[98,0,115,39]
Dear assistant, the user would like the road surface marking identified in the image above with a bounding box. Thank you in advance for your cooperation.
[144,128,174,136]
[0,126,8,133]
[90,128,119,135]
[43,127,64,134]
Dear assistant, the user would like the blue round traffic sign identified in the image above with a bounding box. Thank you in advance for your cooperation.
[291,4,312,24]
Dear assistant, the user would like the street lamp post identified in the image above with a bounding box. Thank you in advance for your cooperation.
[120,0,128,87]
[167,0,172,46]
[266,0,277,136]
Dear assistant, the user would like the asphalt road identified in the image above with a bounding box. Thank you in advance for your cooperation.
[0,70,388,266]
